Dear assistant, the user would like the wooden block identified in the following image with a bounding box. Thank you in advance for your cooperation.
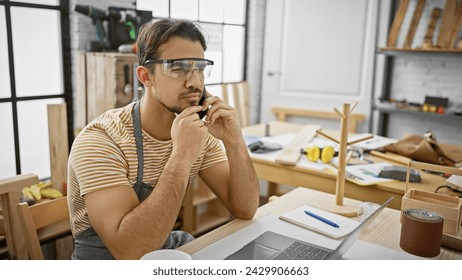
[403,0,426,49]
[387,0,410,47]
[436,0,457,48]
[275,124,321,165]
[422,7,442,49]
[47,103,69,194]
[448,5,462,48]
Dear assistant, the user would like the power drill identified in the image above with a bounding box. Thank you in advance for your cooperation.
[74,5,147,52]
[74,4,111,51]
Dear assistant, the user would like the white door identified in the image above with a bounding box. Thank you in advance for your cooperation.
[260,0,379,132]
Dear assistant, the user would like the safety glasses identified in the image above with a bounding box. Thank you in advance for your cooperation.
[144,58,214,80]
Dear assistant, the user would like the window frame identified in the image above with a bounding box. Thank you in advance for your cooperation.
[137,0,249,86]
[0,0,73,178]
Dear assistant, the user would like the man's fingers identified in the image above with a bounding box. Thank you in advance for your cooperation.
[178,106,203,117]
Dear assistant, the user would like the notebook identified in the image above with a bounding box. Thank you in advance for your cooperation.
[278,205,361,239]
[225,197,393,260]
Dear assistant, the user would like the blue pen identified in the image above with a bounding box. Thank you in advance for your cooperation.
[304,210,340,228]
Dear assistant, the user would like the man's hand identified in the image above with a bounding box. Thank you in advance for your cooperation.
[201,95,242,145]
[171,106,208,162]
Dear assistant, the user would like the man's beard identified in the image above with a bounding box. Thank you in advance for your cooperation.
[159,88,202,114]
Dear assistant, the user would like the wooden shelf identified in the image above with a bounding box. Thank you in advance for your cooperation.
[374,103,462,121]
[378,47,462,57]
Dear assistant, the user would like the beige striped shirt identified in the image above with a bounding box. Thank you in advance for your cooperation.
[67,102,227,237]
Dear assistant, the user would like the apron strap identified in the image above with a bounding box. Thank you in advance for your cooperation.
[132,101,144,194]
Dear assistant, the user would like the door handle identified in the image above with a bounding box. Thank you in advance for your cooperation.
[267,71,282,76]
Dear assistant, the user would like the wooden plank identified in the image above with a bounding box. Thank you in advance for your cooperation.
[436,0,457,48]
[275,124,321,165]
[448,4,462,48]
[272,107,365,133]
[85,53,97,123]
[220,84,229,103]
[403,0,426,48]
[237,81,250,127]
[0,174,38,194]
[105,55,117,112]
[95,53,108,121]
[387,0,410,47]
[422,7,442,49]
[0,174,38,259]
[47,103,69,194]
[75,52,87,136]
[231,83,243,127]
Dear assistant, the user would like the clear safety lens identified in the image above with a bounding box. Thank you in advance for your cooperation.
[145,58,214,80]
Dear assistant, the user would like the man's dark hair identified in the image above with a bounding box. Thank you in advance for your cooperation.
[137,19,207,67]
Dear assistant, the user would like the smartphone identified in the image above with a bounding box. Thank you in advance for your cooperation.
[197,87,208,119]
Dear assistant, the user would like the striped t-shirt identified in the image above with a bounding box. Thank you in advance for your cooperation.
[67,102,227,237]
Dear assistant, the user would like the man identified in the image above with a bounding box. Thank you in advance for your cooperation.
[67,19,260,260]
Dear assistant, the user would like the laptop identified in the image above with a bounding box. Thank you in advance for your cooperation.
[225,197,393,260]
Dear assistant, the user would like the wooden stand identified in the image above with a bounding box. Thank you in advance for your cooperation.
[313,103,373,217]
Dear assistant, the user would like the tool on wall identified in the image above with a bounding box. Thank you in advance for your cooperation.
[74,5,152,52]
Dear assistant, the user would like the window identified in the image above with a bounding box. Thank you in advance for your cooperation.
[0,0,72,180]
[136,0,247,95]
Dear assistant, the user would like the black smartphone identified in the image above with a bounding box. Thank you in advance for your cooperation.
[197,87,208,119]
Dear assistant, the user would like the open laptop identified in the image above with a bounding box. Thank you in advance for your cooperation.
[225,197,393,260]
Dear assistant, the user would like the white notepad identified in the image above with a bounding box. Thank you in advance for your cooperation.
[279,205,361,239]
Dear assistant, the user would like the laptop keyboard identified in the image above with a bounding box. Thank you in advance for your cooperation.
[273,241,332,260]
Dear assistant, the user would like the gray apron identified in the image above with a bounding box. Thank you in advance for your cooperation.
[72,101,194,260]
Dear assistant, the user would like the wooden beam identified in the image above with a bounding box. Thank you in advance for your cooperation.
[448,5,462,48]
[47,103,69,194]
[387,0,410,47]
[403,0,426,49]
[436,0,457,48]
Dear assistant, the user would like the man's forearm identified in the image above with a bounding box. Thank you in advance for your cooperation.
[111,153,192,258]
[224,138,260,219]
